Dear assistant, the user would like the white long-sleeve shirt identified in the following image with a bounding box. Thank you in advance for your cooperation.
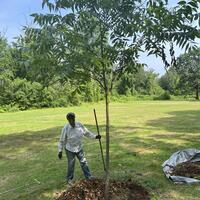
[58,122,96,153]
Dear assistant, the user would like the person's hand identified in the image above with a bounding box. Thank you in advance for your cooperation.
[96,135,101,139]
[58,152,62,159]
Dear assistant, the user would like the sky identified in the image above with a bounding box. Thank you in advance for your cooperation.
[0,0,198,76]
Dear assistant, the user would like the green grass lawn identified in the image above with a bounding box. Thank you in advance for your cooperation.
[1,101,200,200]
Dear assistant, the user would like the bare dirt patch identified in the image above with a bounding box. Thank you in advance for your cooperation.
[55,178,150,200]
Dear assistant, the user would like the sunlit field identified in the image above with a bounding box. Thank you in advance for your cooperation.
[1,101,200,200]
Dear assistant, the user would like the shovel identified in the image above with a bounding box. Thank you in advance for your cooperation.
[93,109,106,172]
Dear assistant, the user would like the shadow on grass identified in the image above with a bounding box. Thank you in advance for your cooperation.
[0,124,110,200]
[146,110,200,133]
[0,126,62,154]
[1,119,200,200]
[0,124,108,152]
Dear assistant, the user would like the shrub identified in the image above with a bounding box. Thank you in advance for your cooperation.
[153,91,171,100]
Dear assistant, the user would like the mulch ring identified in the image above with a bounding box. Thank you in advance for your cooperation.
[172,161,200,179]
[55,178,150,200]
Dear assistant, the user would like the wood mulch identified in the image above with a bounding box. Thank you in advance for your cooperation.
[55,178,150,200]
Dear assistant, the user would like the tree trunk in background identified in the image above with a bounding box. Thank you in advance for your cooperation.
[105,88,110,200]
[196,84,199,100]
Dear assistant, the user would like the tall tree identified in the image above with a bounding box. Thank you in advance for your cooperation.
[0,35,13,105]
[11,30,60,88]
[0,35,13,78]
[175,48,200,100]
[117,68,162,95]
[159,69,180,95]
[29,0,200,199]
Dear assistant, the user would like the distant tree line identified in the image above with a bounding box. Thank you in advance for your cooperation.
[0,33,200,112]
[0,34,103,111]
[159,48,200,100]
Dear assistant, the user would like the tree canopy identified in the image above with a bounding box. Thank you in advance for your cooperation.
[175,48,200,100]
[28,1,200,199]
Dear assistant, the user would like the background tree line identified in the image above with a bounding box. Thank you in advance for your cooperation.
[0,0,200,112]
[0,32,158,111]
[0,33,103,111]
[1,32,200,112]
[159,48,200,100]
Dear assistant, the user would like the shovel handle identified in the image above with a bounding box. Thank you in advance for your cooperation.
[93,109,106,171]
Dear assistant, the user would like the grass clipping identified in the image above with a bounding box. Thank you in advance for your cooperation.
[55,178,150,200]
[172,161,200,179]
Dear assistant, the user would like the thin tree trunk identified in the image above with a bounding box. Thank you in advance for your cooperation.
[104,88,110,200]
[196,84,199,100]
[99,19,110,199]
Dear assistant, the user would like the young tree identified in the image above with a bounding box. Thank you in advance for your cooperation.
[175,48,200,100]
[29,0,200,199]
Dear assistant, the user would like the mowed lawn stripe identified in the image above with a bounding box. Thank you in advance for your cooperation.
[0,101,200,200]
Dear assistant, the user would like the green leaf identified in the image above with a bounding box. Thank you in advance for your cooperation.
[185,43,190,52]
[178,1,186,6]
[194,13,199,20]
[42,0,48,9]
[181,38,187,49]
[188,1,198,8]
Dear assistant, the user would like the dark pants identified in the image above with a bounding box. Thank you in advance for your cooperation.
[65,149,92,181]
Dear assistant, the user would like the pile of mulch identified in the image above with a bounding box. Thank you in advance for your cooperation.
[55,178,150,200]
[172,161,200,179]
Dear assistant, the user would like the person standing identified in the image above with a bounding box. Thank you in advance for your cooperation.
[58,112,101,184]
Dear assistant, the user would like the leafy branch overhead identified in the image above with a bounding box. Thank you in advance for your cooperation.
[29,0,200,85]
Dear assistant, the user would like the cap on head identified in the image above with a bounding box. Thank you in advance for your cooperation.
[66,112,75,120]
